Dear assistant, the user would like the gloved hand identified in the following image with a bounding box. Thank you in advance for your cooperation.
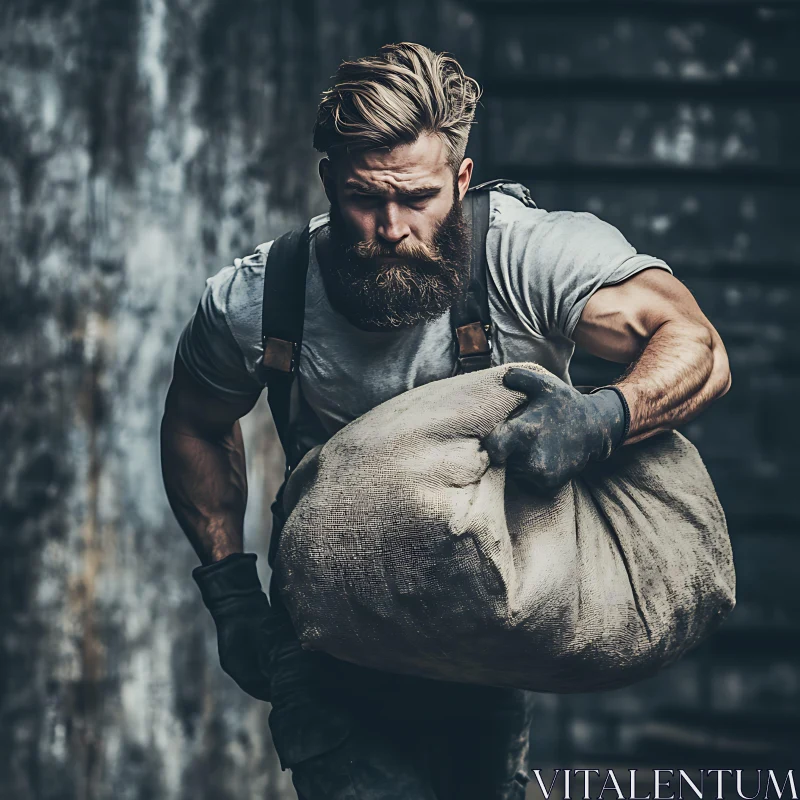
[483,367,627,492]
[193,552,286,701]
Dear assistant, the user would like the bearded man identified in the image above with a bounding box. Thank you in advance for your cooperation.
[161,42,731,800]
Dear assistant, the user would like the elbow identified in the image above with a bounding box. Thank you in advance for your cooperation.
[718,363,732,398]
[717,365,732,400]
[678,317,731,402]
[707,325,732,400]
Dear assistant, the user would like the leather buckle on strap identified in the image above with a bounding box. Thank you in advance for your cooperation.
[455,322,492,373]
[455,321,491,356]
[262,337,296,373]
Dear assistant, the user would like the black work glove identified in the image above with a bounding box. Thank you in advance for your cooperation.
[483,367,627,492]
[193,552,286,702]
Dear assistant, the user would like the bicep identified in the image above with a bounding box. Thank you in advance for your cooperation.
[164,354,262,436]
[573,268,714,363]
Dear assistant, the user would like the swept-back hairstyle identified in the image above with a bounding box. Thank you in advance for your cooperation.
[313,42,482,170]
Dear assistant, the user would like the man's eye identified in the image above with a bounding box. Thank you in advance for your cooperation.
[407,195,434,208]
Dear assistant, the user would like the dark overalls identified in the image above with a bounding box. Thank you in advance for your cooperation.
[260,183,538,800]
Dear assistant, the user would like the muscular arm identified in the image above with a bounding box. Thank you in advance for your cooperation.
[160,355,262,564]
[573,268,732,444]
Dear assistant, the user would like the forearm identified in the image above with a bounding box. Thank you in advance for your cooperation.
[616,320,731,445]
[160,416,248,565]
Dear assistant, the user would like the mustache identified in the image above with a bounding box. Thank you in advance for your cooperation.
[347,237,444,266]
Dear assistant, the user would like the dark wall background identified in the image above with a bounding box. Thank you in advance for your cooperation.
[1,1,797,798]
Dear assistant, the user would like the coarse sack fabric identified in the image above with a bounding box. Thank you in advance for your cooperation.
[275,363,735,692]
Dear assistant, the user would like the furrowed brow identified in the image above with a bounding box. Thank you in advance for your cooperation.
[344,181,385,195]
[344,180,442,198]
[399,186,442,198]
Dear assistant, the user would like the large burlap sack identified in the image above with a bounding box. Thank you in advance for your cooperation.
[275,363,735,692]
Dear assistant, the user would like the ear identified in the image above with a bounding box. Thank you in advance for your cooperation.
[456,158,473,202]
[319,158,336,205]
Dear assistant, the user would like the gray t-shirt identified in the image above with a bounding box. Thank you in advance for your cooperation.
[178,190,671,455]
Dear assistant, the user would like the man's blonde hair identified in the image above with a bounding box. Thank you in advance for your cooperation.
[313,42,482,170]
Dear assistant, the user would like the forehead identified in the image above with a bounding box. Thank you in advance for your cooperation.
[336,132,451,191]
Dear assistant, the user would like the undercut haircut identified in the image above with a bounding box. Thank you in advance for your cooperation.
[313,42,482,170]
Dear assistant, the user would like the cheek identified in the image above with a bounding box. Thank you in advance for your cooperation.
[341,204,377,242]
[415,199,452,241]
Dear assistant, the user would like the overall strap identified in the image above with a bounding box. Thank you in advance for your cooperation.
[471,178,537,209]
[260,224,311,456]
[450,179,537,374]
[451,188,492,373]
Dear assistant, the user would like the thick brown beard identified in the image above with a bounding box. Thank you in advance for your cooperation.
[322,194,471,330]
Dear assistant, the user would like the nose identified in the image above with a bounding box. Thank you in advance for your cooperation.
[376,202,410,244]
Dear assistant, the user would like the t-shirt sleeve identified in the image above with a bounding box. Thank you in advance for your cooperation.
[489,194,673,341]
[177,258,267,399]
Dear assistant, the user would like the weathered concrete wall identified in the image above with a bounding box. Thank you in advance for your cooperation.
[1,2,797,798]
[0,1,296,797]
